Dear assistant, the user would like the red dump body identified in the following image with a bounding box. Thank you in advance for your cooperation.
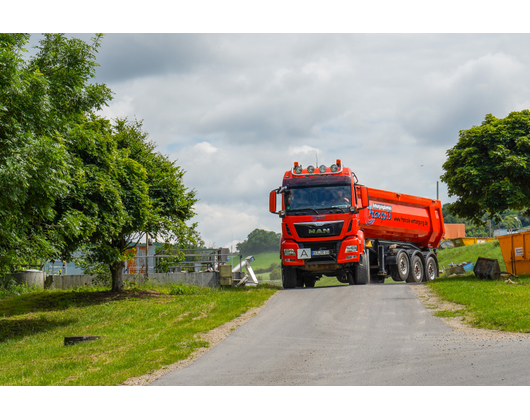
[359,187,445,249]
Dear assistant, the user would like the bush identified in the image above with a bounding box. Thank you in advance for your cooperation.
[270,266,281,280]
[0,276,32,299]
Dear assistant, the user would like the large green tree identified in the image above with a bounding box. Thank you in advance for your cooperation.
[442,110,530,225]
[62,117,197,291]
[0,33,112,273]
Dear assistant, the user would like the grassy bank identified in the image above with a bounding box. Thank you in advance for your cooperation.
[437,240,506,274]
[428,274,530,332]
[430,239,530,332]
[0,283,278,385]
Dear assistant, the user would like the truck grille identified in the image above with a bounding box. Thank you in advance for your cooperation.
[294,221,343,238]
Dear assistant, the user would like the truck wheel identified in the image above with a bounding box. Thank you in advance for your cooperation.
[406,255,424,283]
[282,265,297,289]
[392,250,410,282]
[355,251,371,284]
[424,256,437,282]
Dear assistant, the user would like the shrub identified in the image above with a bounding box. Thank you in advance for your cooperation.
[270,266,281,280]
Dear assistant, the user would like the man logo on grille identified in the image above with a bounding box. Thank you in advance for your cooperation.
[308,228,331,234]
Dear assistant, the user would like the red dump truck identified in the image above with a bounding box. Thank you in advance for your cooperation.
[269,159,445,288]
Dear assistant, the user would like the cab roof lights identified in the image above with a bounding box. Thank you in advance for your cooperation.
[291,160,345,176]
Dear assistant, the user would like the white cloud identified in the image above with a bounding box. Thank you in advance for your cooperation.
[194,142,218,155]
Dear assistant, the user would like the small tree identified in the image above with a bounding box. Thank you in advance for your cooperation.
[442,110,530,225]
[58,117,197,291]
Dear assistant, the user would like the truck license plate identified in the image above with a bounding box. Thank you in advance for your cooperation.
[312,250,330,256]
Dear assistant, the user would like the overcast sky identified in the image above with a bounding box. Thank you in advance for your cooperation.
[25,31,530,250]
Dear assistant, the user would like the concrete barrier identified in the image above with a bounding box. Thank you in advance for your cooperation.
[46,272,220,289]
[47,275,97,289]
[11,270,45,289]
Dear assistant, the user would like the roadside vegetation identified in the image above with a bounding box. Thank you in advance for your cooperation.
[428,239,530,332]
[0,283,278,386]
[437,240,506,275]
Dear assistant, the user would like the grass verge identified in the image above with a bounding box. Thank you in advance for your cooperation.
[428,274,530,332]
[0,283,278,385]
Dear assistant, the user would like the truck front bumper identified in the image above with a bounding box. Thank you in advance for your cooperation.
[280,236,363,266]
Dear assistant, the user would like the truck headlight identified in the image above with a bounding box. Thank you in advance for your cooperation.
[283,249,296,256]
[345,245,358,253]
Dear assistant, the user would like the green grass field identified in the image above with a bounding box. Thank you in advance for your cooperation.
[0,283,278,385]
[1,240,527,386]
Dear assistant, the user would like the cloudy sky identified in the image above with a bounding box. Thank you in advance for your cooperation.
[24,29,530,250]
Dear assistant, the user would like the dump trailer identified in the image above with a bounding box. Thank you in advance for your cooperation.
[269,159,445,288]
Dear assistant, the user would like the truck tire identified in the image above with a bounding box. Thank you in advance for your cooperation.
[391,250,410,282]
[282,265,297,289]
[355,251,371,284]
[406,254,424,283]
[424,256,437,282]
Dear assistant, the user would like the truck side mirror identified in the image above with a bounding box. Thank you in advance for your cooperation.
[360,185,369,208]
[269,190,278,213]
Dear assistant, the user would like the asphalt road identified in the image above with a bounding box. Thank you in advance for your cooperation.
[151,284,530,386]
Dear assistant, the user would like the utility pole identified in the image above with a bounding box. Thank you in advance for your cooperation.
[145,231,149,277]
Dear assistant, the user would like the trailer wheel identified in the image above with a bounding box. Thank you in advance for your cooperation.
[282,265,297,289]
[424,256,437,282]
[391,250,409,282]
[406,255,424,283]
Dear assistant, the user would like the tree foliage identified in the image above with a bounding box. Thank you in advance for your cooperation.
[0,34,198,293]
[64,117,197,291]
[442,110,530,225]
[236,229,280,255]
[0,33,112,273]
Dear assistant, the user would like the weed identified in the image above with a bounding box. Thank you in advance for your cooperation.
[434,309,466,318]
[168,283,201,295]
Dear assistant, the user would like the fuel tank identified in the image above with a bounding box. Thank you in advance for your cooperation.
[359,187,444,248]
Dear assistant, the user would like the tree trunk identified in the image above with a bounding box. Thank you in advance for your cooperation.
[110,260,125,292]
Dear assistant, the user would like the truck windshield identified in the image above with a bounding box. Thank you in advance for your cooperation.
[285,185,352,211]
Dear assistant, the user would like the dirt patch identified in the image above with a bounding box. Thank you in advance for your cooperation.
[410,283,529,340]
[121,304,266,386]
